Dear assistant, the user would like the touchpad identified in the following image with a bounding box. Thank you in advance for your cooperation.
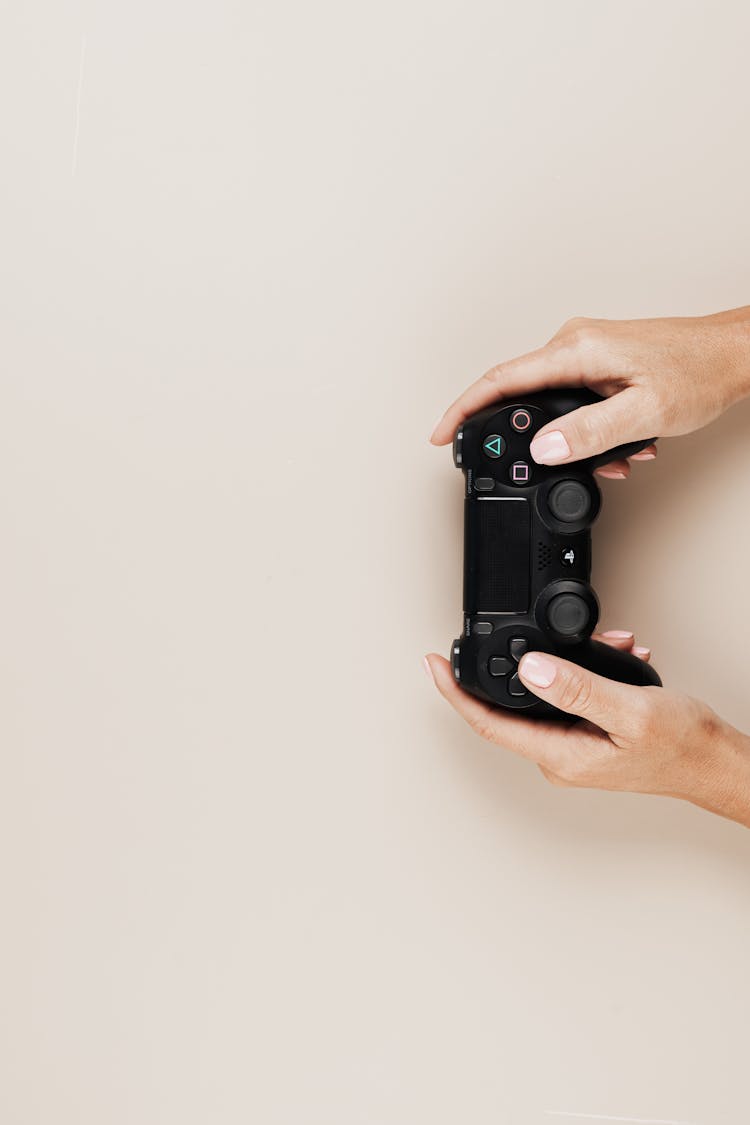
[474,498,530,613]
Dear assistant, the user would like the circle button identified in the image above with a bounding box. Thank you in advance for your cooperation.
[547,479,592,523]
[510,409,532,432]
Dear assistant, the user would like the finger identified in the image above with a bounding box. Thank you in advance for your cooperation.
[529,387,647,465]
[592,630,635,651]
[594,459,630,480]
[517,650,646,734]
[593,631,651,661]
[424,654,569,768]
[630,443,657,461]
[429,342,583,446]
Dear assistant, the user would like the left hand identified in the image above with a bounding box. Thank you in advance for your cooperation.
[424,631,750,825]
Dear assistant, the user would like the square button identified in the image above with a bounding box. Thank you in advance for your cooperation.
[510,461,530,484]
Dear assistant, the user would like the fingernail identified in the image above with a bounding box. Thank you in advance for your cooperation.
[519,652,557,688]
[423,656,436,684]
[602,630,634,639]
[529,430,570,464]
[597,469,627,479]
[633,646,651,660]
[631,451,657,461]
[429,417,444,443]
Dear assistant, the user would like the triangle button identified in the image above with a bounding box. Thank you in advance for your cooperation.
[482,434,505,459]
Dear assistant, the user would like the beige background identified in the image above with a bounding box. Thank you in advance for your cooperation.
[2,2,750,1123]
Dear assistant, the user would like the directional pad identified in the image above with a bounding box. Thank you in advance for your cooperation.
[489,656,514,676]
[508,673,527,697]
[509,637,529,662]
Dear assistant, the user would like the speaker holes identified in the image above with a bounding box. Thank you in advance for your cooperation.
[537,542,553,571]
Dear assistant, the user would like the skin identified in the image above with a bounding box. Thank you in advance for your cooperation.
[426,307,750,827]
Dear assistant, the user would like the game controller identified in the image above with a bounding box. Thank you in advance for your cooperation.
[450,390,662,716]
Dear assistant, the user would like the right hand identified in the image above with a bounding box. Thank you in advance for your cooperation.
[430,307,750,474]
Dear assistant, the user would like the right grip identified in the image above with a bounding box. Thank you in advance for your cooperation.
[574,638,662,688]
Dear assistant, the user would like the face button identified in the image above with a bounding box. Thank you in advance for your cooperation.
[489,656,514,676]
[474,477,495,492]
[509,637,529,662]
[510,461,530,484]
[510,409,532,433]
[473,621,493,636]
[482,434,505,459]
[546,593,592,638]
[547,479,592,523]
[508,673,527,697]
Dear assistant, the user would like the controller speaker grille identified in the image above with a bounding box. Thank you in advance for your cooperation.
[537,542,553,571]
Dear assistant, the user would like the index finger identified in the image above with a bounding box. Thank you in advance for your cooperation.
[425,653,572,772]
[429,342,583,446]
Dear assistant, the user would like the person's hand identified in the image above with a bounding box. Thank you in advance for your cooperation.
[430,307,750,477]
[424,631,750,828]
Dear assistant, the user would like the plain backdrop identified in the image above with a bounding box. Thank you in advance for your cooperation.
[2,2,750,1123]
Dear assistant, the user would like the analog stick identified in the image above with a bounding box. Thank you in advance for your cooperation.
[546,593,592,638]
[547,479,592,523]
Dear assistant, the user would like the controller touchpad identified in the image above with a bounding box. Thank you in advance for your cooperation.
[474,498,530,613]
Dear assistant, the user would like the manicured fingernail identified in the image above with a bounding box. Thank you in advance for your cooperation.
[633,646,651,660]
[602,630,634,639]
[597,469,627,479]
[631,451,656,461]
[423,656,436,684]
[529,430,570,464]
[519,652,557,688]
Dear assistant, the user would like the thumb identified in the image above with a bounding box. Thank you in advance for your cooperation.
[517,650,642,733]
[529,387,646,465]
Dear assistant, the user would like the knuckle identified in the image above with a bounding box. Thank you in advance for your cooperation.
[561,316,600,349]
[557,669,594,715]
[469,713,497,743]
[575,405,616,451]
[482,363,504,387]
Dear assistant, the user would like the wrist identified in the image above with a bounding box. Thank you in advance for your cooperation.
[684,720,750,828]
[705,306,750,408]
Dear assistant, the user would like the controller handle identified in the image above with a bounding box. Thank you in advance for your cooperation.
[570,638,662,688]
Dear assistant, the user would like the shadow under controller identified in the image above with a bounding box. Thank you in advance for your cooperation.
[450,390,662,717]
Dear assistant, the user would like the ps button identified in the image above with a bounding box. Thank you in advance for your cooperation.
[489,657,513,677]
[509,637,529,662]
[510,409,532,433]
[482,434,505,459]
[473,621,493,636]
[510,461,531,484]
[508,673,527,697]
[474,477,495,491]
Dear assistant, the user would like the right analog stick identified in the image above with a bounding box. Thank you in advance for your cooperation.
[547,479,592,523]
[546,593,592,638]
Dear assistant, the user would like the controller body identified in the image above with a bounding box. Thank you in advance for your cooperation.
[450,390,661,716]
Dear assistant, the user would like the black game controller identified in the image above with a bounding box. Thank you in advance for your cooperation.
[450,390,661,716]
